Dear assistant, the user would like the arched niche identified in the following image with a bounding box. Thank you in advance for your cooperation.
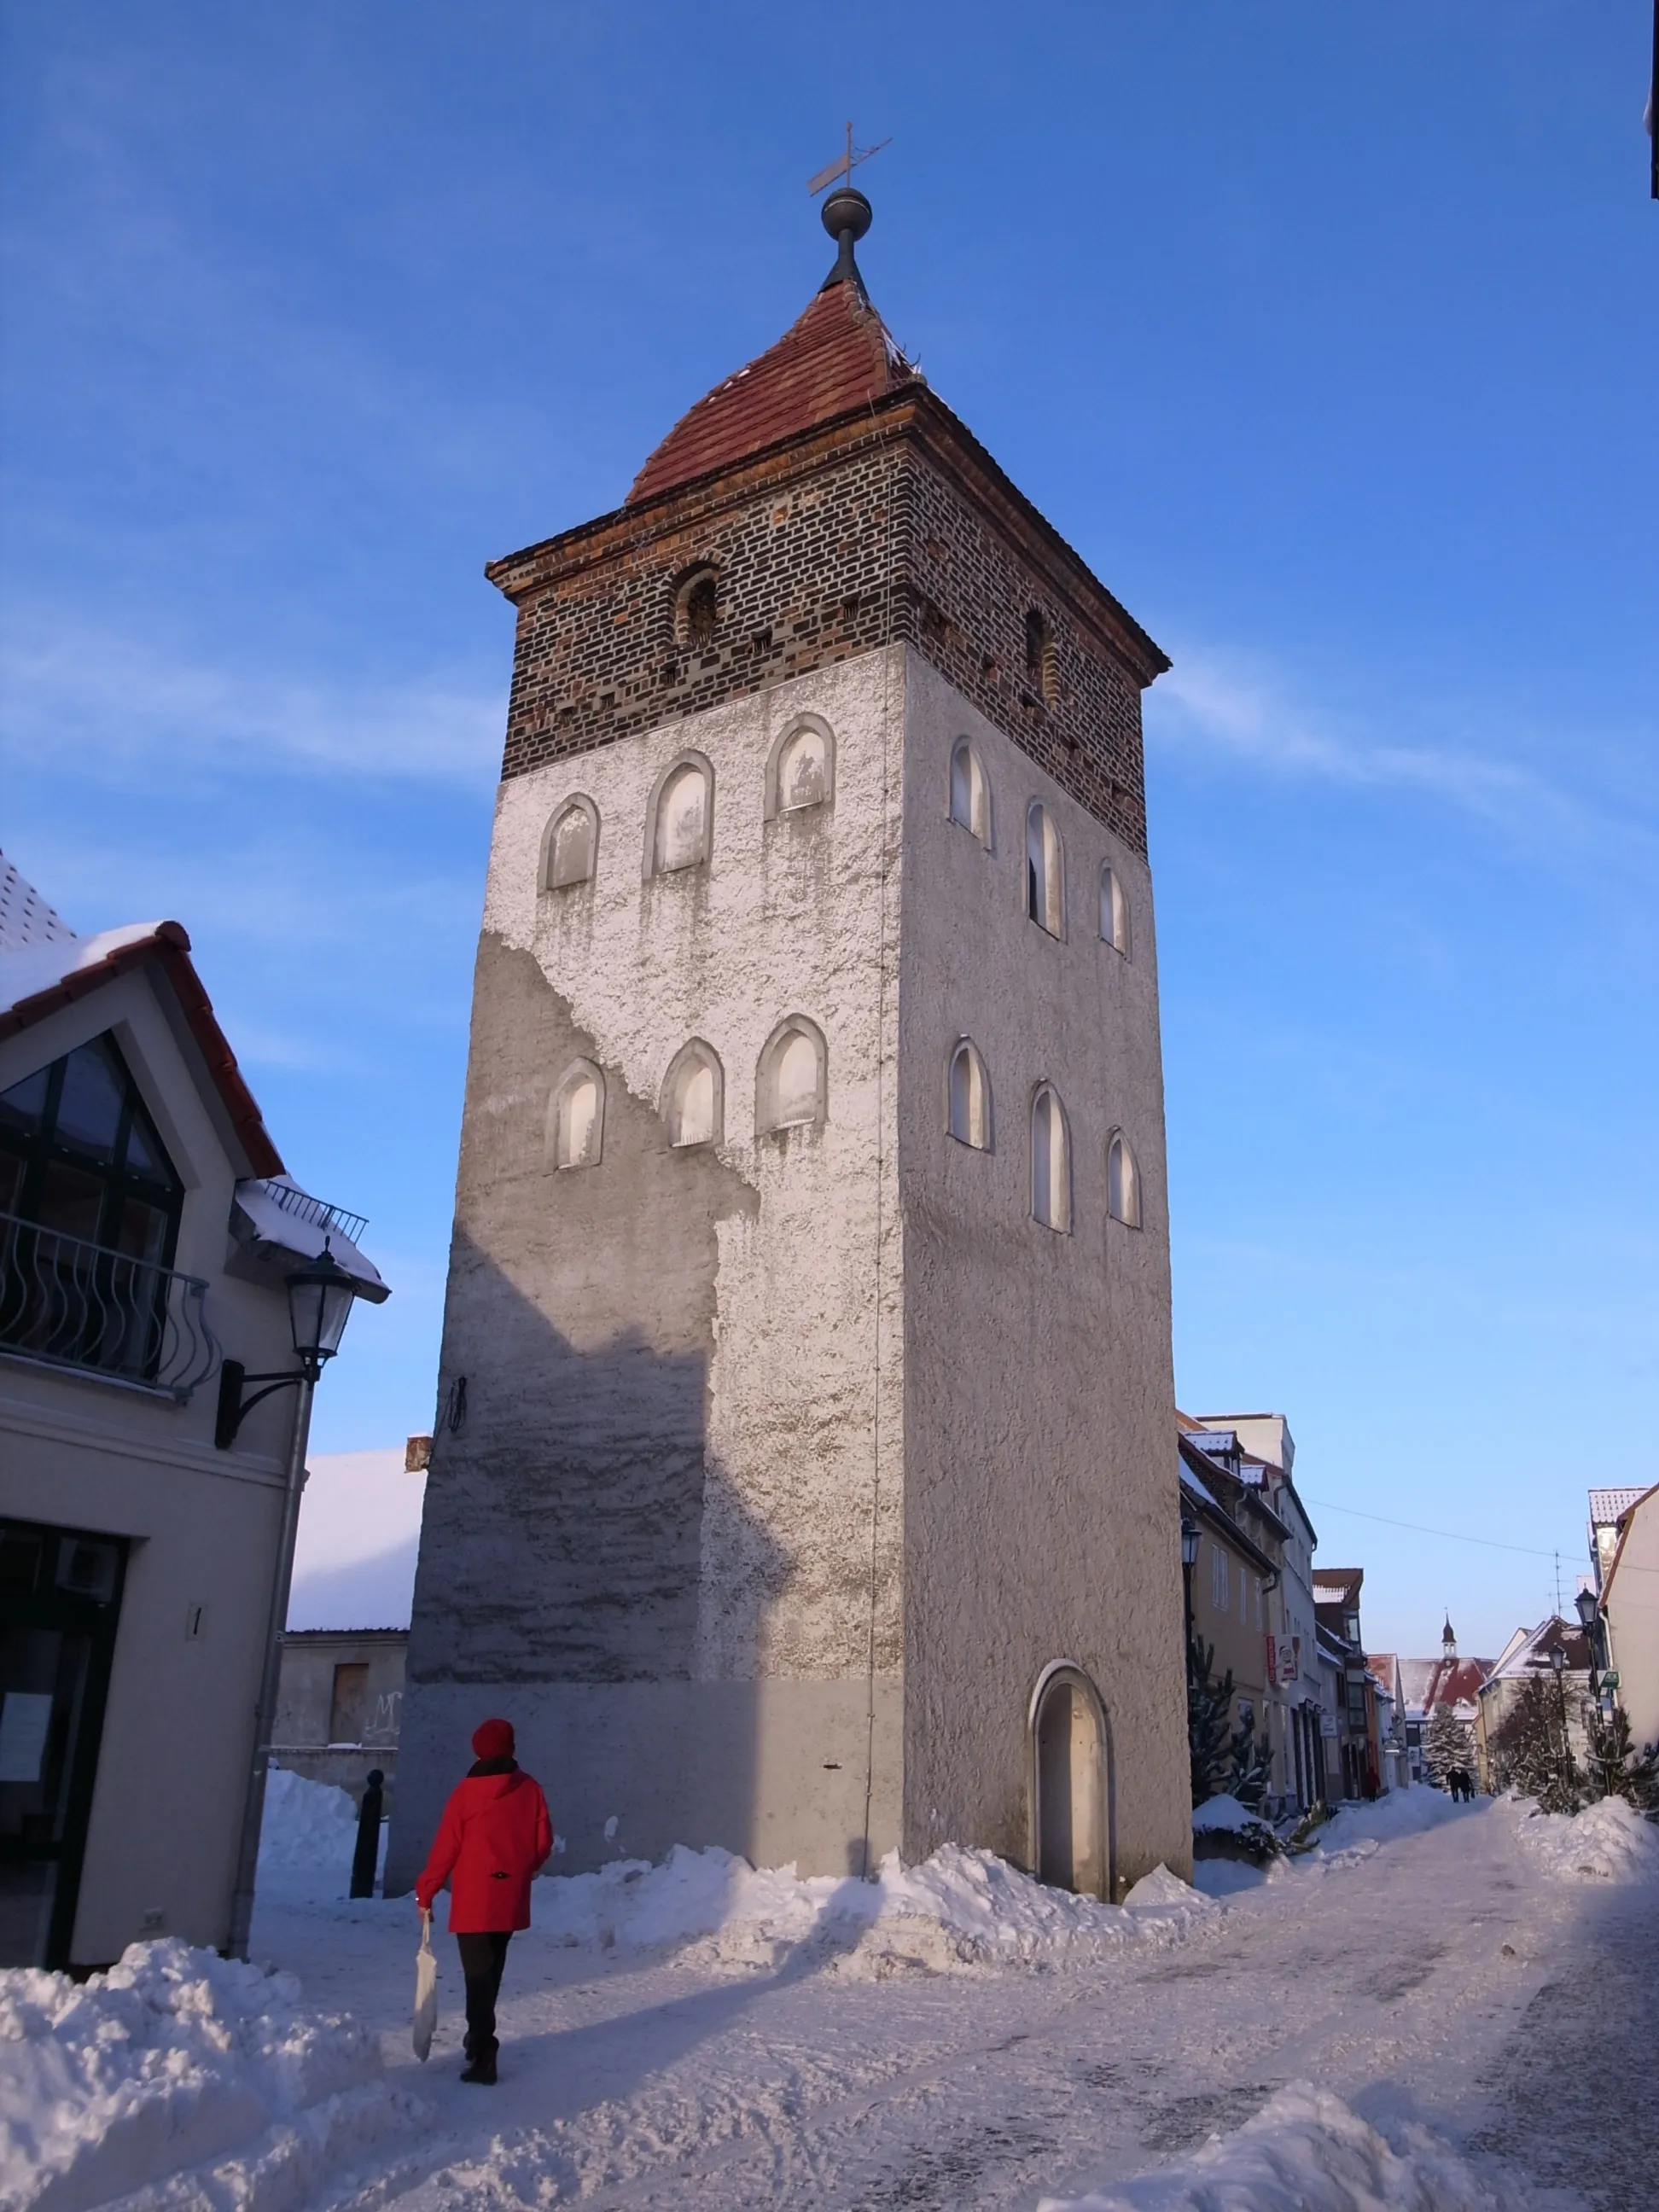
[1026,801,1064,938]
[1100,863,1131,957]
[646,751,714,876]
[1108,1129,1141,1228]
[661,1039,725,1150]
[547,1059,604,1170]
[755,1015,827,1136]
[1030,1083,1071,1231]
[949,737,992,850]
[946,1038,992,1151]
[765,714,835,818]
[1028,1662,1114,1901]
[539,795,599,892]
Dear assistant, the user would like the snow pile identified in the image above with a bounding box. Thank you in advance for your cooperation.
[1192,1791,1279,1864]
[528,1843,1213,1976]
[256,1768,362,1901]
[1035,2082,1532,2211]
[1190,1792,1255,1834]
[0,1939,424,2212]
[1510,1793,1659,1883]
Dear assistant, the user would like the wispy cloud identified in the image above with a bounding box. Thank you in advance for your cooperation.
[0,609,504,789]
[1149,645,1658,863]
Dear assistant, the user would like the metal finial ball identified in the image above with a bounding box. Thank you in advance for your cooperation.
[821,186,872,243]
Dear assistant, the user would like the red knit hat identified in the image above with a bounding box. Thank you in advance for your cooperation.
[471,1717,515,1761]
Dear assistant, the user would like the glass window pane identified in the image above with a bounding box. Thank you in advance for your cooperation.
[120,1097,178,1189]
[0,1068,49,1138]
[52,1042,126,1162]
[37,1162,106,1243]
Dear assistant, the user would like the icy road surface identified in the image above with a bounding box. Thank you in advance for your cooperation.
[237,1792,1658,2212]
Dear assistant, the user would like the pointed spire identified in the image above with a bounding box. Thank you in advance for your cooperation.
[626,189,915,508]
[1442,1615,1457,1656]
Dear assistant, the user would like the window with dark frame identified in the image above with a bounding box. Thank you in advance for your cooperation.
[0,1033,183,1266]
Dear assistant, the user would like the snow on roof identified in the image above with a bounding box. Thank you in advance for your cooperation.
[0,921,161,1020]
[286,1447,426,1632]
[1400,1653,1493,1714]
[0,916,283,1177]
[1588,1487,1646,1526]
[231,1177,389,1303]
[1179,1458,1220,1511]
[1481,1618,1592,1685]
[0,851,75,952]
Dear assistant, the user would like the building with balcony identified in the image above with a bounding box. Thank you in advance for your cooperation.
[0,859,385,1970]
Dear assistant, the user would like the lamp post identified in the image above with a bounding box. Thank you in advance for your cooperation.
[1180,1518,1200,1668]
[224,1248,360,1960]
[1574,1584,1603,1707]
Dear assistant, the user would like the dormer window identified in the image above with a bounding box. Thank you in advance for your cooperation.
[674,568,719,649]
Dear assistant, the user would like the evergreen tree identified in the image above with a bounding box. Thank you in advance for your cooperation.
[1582,1702,1659,1813]
[1488,1676,1582,1813]
[1187,1635,1235,1807]
[1228,1706,1275,1812]
[1423,1701,1474,1790]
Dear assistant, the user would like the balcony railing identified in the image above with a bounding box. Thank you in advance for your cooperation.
[0,1211,219,1400]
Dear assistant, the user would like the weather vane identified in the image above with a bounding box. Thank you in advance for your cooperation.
[807,121,891,199]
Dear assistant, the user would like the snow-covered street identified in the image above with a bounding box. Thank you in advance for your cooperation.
[7,1788,1656,2211]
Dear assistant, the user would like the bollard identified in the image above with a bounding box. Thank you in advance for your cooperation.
[351,1768,385,1898]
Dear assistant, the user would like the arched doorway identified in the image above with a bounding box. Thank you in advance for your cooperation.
[1029,1662,1112,1900]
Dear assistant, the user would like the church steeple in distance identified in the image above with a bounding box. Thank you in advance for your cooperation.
[1442,1615,1458,1657]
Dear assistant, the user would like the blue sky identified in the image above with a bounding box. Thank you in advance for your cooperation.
[3,4,1655,1658]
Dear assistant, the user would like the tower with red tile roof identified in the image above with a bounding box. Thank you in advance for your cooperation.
[394,190,1187,1900]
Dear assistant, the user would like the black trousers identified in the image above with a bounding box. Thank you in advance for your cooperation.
[455,1930,512,2058]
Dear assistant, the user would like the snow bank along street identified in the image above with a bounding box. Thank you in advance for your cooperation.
[5,1779,1656,2211]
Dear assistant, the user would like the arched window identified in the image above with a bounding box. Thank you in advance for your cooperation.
[1025,609,1057,707]
[766,716,834,817]
[1099,864,1130,957]
[756,1016,827,1135]
[946,1039,992,1150]
[1026,802,1064,937]
[549,1061,604,1169]
[948,738,992,848]
[1107,1130,1140,1227]
[662,1040,724,1149]
[540,795,599,891]
[674,566,719,649]
[1030,1085,1071,1231]
[648,753,713,875]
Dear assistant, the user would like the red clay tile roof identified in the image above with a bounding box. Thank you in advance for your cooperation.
[0,921,283,1178]
[626,276,917,507]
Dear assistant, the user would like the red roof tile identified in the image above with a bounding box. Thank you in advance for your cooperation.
[626,276,917,507]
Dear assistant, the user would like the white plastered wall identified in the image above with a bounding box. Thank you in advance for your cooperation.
[0,967,300,1961]
[405,650,906,1877]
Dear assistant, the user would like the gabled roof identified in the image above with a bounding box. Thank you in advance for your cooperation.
[1400,1653,1493,1714]
[626,272,918,508]
[1599,1484,1659,1607]
[1588,1487,1645,1526]
[0,919,282,1179]
[1480,1617,1592,1688]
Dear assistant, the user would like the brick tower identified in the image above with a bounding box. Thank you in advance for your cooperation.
[391,189,1190,1898]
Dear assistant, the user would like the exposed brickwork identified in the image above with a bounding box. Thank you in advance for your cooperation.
[487,390,1167,857]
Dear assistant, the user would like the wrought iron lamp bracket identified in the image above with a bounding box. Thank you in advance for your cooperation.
[215,1358,316,1450]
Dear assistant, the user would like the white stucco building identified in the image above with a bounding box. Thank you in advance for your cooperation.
[0,856,384,1969]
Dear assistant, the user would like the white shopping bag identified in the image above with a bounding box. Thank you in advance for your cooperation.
[412,1911,438,2062]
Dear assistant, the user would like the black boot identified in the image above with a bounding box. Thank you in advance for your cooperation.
[460,2050,497,2085]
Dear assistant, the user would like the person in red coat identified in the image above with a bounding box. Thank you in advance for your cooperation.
[414,1718,552,2083]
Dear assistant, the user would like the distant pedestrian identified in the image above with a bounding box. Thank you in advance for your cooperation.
[414,1718,552,2085]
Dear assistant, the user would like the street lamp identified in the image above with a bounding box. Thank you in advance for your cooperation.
[222,1246,362,1959]
[1573,1584,1604,1706]
[1180,1518,1200,1663]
